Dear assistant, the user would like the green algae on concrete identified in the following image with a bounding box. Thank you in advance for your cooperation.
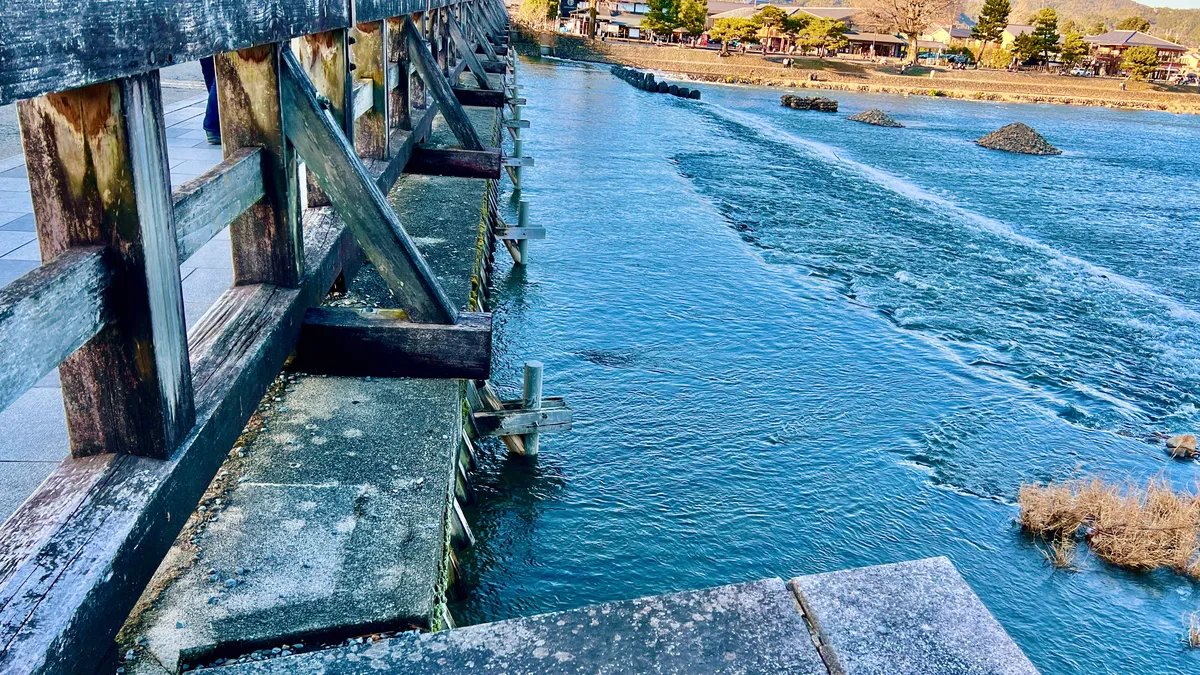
[207,578,829,674]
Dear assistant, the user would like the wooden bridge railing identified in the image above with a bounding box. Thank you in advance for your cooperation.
[0,0,512,671]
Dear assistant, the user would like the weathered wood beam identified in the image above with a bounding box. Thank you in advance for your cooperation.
[0,248,113,414]
[0,209,354,675]
[407,146,501,179]
[494,225,546,240]
[299,30,354,207]
[446,16,493,90]
[481,59,507,74]
[472,21,500,61]
[387,17,412,132]
[351,80,375,120]
[403,18,485,152]
[216,43,304,288]
[279,47,458,324]
[351,21,389,158]
[453,87,504,107]
[294,307,491,379]
[18,71,195,459]
[472,398,573,436]
[172,148,264,263]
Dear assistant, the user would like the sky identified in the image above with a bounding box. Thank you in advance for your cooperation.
[1146,0,1200,8]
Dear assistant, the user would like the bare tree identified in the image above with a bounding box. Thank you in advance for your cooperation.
[859,0,957,64]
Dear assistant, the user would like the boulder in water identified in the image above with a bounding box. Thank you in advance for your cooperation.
[1167,434,1198,459]
[781,95,838,112]
[976,122,1061,155]
[847,109,903,127]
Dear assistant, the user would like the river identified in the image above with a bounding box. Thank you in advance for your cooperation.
[453,57,1200,674]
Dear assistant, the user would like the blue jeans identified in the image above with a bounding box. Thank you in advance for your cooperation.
[200,57,220,136]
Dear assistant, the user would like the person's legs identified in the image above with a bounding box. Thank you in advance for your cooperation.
[200,57,221,144]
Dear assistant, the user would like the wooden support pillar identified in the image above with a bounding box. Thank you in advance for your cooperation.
[410,12,429,113]
[17,71,194,458]
[387,16,411,132]
[522,361,543,456]
[351,21,389,159]
[298,30,353,206]
[404,18,485,151]
[215,44,303,287]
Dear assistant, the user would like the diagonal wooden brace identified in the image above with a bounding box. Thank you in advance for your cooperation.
[472,21,499,62]
[447,16,494,91]
[403,18,485,152]
[279,47,458,324]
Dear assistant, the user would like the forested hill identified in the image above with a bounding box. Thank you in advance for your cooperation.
[962,0,1200,46]
[770,0,1200,46]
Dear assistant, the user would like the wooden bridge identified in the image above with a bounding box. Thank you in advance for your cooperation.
[0,0,527,671]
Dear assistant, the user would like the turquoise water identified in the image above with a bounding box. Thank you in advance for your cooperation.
[455,58,1200,673]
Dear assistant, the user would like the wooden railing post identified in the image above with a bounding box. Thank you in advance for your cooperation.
[215,43,304,288]
[352,21,389,158]
[299,30,354,206]
[17,71,195,458]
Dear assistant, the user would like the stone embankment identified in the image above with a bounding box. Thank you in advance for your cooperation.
[520,32,1200,115]
[976,122,1062,155]
[848,108,903,127]
[611,65,701,99]
[781,95,837,112]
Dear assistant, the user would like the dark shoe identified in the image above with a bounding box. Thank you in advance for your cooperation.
[205,130,222,145]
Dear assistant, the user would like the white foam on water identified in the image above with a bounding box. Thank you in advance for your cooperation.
[702,102,1200,325]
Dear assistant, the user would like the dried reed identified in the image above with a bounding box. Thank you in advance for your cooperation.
[1017,477,1200,577]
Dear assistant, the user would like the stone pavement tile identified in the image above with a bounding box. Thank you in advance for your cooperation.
[211,578,829,675]
[128,377,461,673]
[0,213,35,231]
[0,387,69,463]
[0,192,32,213]
[0,166,28,179]
[182,236,233,271]
[171,173,200,187]
[0,177,30,191]
[791,557,1039,675]
[2,240,39,261]
[0,461,60,525]
[0,260,37,286]
[0,231,35,257]
[182,266,233,305]
[184,302,211,330]
[172,159,221,176]
[34,369,60,388]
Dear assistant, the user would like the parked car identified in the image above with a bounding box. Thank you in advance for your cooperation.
[1069,68,1092,77]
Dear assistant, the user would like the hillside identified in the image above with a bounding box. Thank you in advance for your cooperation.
[766,0,1200,46]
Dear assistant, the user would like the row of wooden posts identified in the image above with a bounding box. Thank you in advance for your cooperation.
[0,0,543,671]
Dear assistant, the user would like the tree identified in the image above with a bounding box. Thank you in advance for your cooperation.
[642,0,678,37]
[1011,32,1041,64]
[798,19,849,55]
[1122,44,1160,80]
[1115,16,1152,32]
[1060,31,1089,67]
[517,0,557,27]
[709,17,758,54]
[971,0,1010,66]
[861,0,958,64]
[1029,8,1061,64]
[1087,21,1107,36]
[677,0,708,36]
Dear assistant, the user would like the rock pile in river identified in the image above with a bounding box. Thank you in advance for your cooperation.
[847,109,903,127]
[975,122,1061,155]
[781,95,838,112]
[610,65,701,100]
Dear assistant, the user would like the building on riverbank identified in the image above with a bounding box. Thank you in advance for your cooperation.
[1086,30,1188,79]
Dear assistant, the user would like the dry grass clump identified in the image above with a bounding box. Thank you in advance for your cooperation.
[1017,477,1200,577]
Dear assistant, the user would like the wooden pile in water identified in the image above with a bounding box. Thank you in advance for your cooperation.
[781,95,838,112]
[610,66,701,100]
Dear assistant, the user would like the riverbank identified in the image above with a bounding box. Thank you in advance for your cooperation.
[520,32,1200,114]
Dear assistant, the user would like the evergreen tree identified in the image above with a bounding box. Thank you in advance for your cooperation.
[677,0,708,36]
[1122,44,1159,79]
[1115,16,1151,32]
[642,0,679,37]
[1060,31,1089,67]
[970,0,1010,67]
[1030,8,1061,64]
